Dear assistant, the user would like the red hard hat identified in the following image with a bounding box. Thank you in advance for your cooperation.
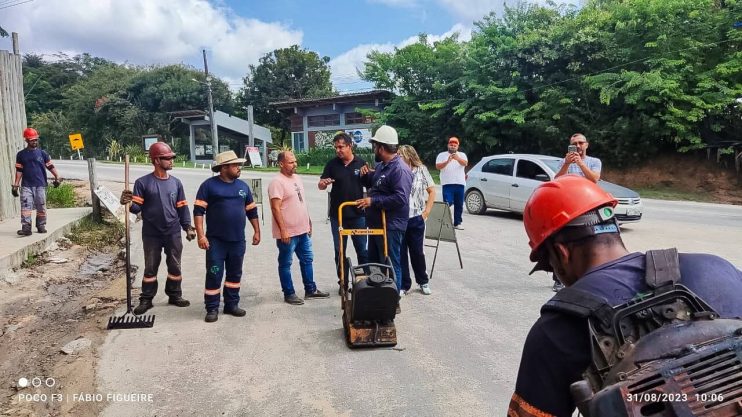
[23,128,39,140]
[523,175,617,262]
[148,142,175,162]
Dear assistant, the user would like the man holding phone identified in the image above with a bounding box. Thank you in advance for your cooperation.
[436,136,468,230]
[555,133,602,183]
[319,131,368,293]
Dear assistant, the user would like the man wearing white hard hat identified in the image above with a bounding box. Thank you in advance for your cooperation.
[357,125,413,302]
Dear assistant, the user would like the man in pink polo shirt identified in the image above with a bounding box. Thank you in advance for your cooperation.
[268,151,330,305]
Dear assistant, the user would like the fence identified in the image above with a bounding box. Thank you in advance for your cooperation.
[0,34,26,221]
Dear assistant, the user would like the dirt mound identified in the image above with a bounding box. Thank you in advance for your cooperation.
[602,153,742,205]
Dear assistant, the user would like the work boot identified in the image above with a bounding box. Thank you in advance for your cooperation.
[17,229,31,237]
[223,306,247,317]
[168,297,190,307]
[305,289,329,299]
[205,310,218,323]
[133,299,153,315]
[284,294,304,305]
[36,226,47,234]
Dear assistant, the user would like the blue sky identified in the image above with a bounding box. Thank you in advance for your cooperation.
[234,0,458,58]
[0,0,575,91]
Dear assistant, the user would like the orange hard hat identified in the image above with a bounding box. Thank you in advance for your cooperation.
[523,175,617,264]
[148,142,175,162]
[23,128,39,140]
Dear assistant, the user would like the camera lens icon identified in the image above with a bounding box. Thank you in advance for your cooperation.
[18,378,29,388]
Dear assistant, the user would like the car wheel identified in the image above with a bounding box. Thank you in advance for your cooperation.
[465,189,487,215]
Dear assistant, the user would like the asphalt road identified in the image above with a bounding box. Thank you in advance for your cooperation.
[54,160,742,417]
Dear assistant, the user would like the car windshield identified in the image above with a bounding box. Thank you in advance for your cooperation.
[539,158,562,173]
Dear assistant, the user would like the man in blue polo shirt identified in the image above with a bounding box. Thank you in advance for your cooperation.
[13,127,62,236]
[357,125,413,299]
[194,151,261,323]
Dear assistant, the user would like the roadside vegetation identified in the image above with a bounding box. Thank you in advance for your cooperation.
[46,182,76,208]
[67,215,124,248]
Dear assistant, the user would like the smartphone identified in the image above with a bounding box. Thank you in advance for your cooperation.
[567,145,578,154]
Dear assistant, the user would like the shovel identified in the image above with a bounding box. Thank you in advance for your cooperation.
[107,155,155,330]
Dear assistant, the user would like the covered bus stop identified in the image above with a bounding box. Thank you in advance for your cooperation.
[171,110,272,165]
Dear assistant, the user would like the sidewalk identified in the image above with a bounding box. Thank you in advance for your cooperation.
[0,207,92,272]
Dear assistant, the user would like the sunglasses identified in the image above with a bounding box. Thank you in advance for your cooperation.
[159,156,176,161]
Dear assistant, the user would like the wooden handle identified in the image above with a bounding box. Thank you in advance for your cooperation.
[124,155,130,190]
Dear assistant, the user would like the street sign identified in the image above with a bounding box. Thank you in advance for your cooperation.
[245,146,262,167]
[69,133,84,150]
[93,185,136,224]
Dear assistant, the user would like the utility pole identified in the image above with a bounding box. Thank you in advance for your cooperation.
[202,49,219,156]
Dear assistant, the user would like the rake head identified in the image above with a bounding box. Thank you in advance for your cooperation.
[107,313,155,330]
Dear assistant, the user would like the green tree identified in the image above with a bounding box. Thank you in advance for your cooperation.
[363,35,466,162]
[237,45,334,145]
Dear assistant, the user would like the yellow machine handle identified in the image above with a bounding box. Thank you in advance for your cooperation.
[337,201,387,305]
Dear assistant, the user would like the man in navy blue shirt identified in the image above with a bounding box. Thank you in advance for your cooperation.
[509,175,742,417]
[120,142,195,315]
[13,127,61,236]
[194,151,261,323]
[318,131,368,293]
[357,125,413,299]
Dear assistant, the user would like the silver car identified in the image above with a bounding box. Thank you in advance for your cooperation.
[464,154,643,223]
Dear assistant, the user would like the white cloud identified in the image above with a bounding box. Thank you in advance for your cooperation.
[329,24,471,91]
[0,0,302,84]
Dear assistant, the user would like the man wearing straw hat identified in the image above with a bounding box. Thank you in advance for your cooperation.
[193,150,261,323]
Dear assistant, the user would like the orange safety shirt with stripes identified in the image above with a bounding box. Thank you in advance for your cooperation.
[15,148,55,187]
[129,173,191,236]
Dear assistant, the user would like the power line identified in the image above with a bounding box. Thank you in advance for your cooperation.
[0,0,33,10]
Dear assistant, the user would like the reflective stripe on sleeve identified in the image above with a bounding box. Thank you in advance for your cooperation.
[507,393,555,417]
[131,196,144,204]
[194,199,208,208]
[176,200,188,208]
[245,202,257,211]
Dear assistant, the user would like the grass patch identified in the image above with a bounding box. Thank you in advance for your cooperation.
[21,252,42,268]
[67,215,125,248]
[634,186,714,203]
[46,183,77,208]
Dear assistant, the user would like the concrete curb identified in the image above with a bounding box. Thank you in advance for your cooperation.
[0,207,92,273]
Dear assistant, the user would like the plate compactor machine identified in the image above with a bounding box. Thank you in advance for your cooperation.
[338,202,399,348]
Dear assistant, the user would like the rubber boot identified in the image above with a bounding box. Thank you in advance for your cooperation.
[133,299,153,315]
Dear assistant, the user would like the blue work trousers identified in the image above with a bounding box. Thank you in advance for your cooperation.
[204,238,246,312]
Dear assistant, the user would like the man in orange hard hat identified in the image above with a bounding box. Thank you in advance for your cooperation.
[120,142,195,315]
[13,127,62,236]
[508,175,742,417]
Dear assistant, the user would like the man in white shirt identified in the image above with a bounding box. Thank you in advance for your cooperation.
[435,136,468,230]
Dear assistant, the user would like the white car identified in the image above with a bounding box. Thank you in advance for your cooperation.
[464,154,643,223]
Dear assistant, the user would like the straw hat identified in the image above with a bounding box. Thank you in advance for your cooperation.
[212,150,246,172]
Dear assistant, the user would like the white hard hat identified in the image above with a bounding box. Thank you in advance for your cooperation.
[370,125,398,145]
